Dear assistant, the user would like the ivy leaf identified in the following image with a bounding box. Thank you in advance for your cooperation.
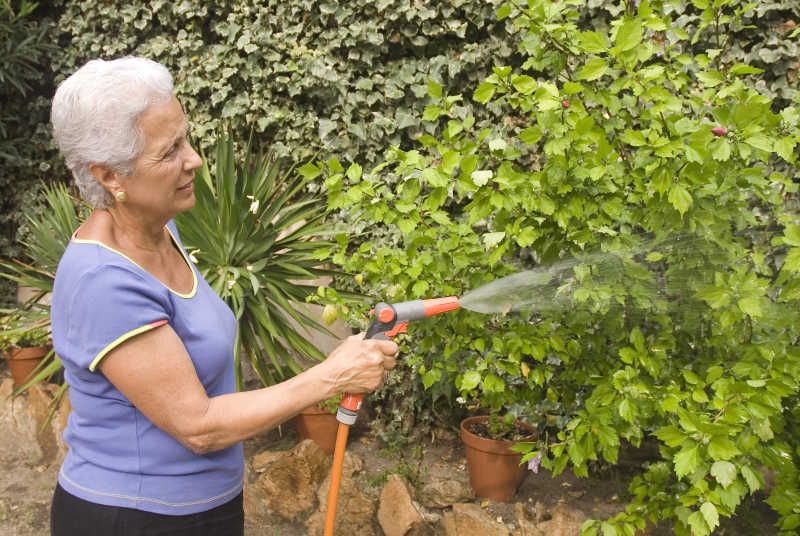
[427,79,442,99]
[710,461,737,488]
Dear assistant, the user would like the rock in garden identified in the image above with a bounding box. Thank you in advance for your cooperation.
[0,379,70,465]
[255,439,330,519]
[442,503,510,536]
[534,502,587,536]
[378,474,429,536]
[515,501,546,536]
[305,451,375,536]
[419,475,475,508]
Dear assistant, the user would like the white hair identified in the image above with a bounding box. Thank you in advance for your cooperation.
[50,57,174,208]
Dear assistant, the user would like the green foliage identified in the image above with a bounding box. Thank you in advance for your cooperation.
[0,0,58,295]
[47,0,514,166]
[173,126,340,389]
[320,0,800,534]
[0,183,86,394]
[0,307,50,350]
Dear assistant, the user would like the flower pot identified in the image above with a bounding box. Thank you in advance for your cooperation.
[293,404,339,455]
[460,415,537,502]
[3,346,50,388]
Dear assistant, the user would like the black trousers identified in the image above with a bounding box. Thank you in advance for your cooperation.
[50,483,244,536]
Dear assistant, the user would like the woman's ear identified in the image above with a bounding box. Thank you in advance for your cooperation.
[88,163,120,194]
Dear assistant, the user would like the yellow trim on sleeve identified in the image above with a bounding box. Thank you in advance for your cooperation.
[89,320,168,371]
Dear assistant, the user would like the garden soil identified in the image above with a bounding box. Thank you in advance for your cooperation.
[0,364,779,535]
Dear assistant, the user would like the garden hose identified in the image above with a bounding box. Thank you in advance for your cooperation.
[323,297,460,536]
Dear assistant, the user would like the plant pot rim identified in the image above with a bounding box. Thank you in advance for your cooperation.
[298,404,336,416]
[460,415,537,456]
[2,345,50,360]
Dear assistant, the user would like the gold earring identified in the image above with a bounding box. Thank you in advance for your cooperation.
[115,191,128,203]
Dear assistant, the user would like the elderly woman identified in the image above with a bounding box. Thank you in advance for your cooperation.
[48,57,397,536]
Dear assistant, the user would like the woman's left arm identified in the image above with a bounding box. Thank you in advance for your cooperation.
[99,324,396,454]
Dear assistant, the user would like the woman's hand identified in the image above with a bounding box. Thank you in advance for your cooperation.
[320,333,398,395]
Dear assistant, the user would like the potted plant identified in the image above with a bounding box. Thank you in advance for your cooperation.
[460,411,538,502]
[0,307,54,389]
[293,394,342,455]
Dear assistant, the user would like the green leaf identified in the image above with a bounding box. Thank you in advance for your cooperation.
[578,58,609,81]
[579,31,608,53]
[483,373,506,392]
[708,437,741,461]
[674,443,700,478]
[473,82,496,104]
[483,232,506,248]
[740,465,763,493]
[744,134,773,153]
[697,70,724,87]
[728,63,763,76]
[711,139,731,161]
[700,503,720,532]
[711,461,737,488]
[784,225,800,247]
[668,183,692,215]
[687,511,709,536]
[460,371,481,391]
[427,79,442,99]
[737,297,761,317]
[616,19,643,52]
[775,136,796,161]
[519,126,543,145]
[512,74,536,94]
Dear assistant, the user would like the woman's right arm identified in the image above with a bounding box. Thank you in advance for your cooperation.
[98,325,397,454]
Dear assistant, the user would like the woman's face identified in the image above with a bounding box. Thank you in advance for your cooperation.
[117,96,202,222]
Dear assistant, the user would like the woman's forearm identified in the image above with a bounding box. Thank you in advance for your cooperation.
[182,363,338,454]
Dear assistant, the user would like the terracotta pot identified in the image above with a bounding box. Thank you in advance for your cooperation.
[3,346,50,388]
[293,404,339,455]
[460,415,537,502]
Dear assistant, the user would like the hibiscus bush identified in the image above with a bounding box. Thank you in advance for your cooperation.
[312,0,800,534]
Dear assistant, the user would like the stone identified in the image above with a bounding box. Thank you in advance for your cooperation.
[305,451,376,536]
[515,501,546,536]
[534,503,587,536]
[378,474,424,536]
[442,503,510,536]
[0,379,70,465]
[419,474,475,508]
[255,439,330,519]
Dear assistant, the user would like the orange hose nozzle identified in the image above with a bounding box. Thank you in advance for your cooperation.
[422,296,460,317]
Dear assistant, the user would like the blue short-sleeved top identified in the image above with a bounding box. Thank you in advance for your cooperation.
[51,220,244,515]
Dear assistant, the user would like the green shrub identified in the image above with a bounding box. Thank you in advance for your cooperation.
[318,1,800,534]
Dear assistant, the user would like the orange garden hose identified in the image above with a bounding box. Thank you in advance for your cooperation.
[323,422,351,536]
